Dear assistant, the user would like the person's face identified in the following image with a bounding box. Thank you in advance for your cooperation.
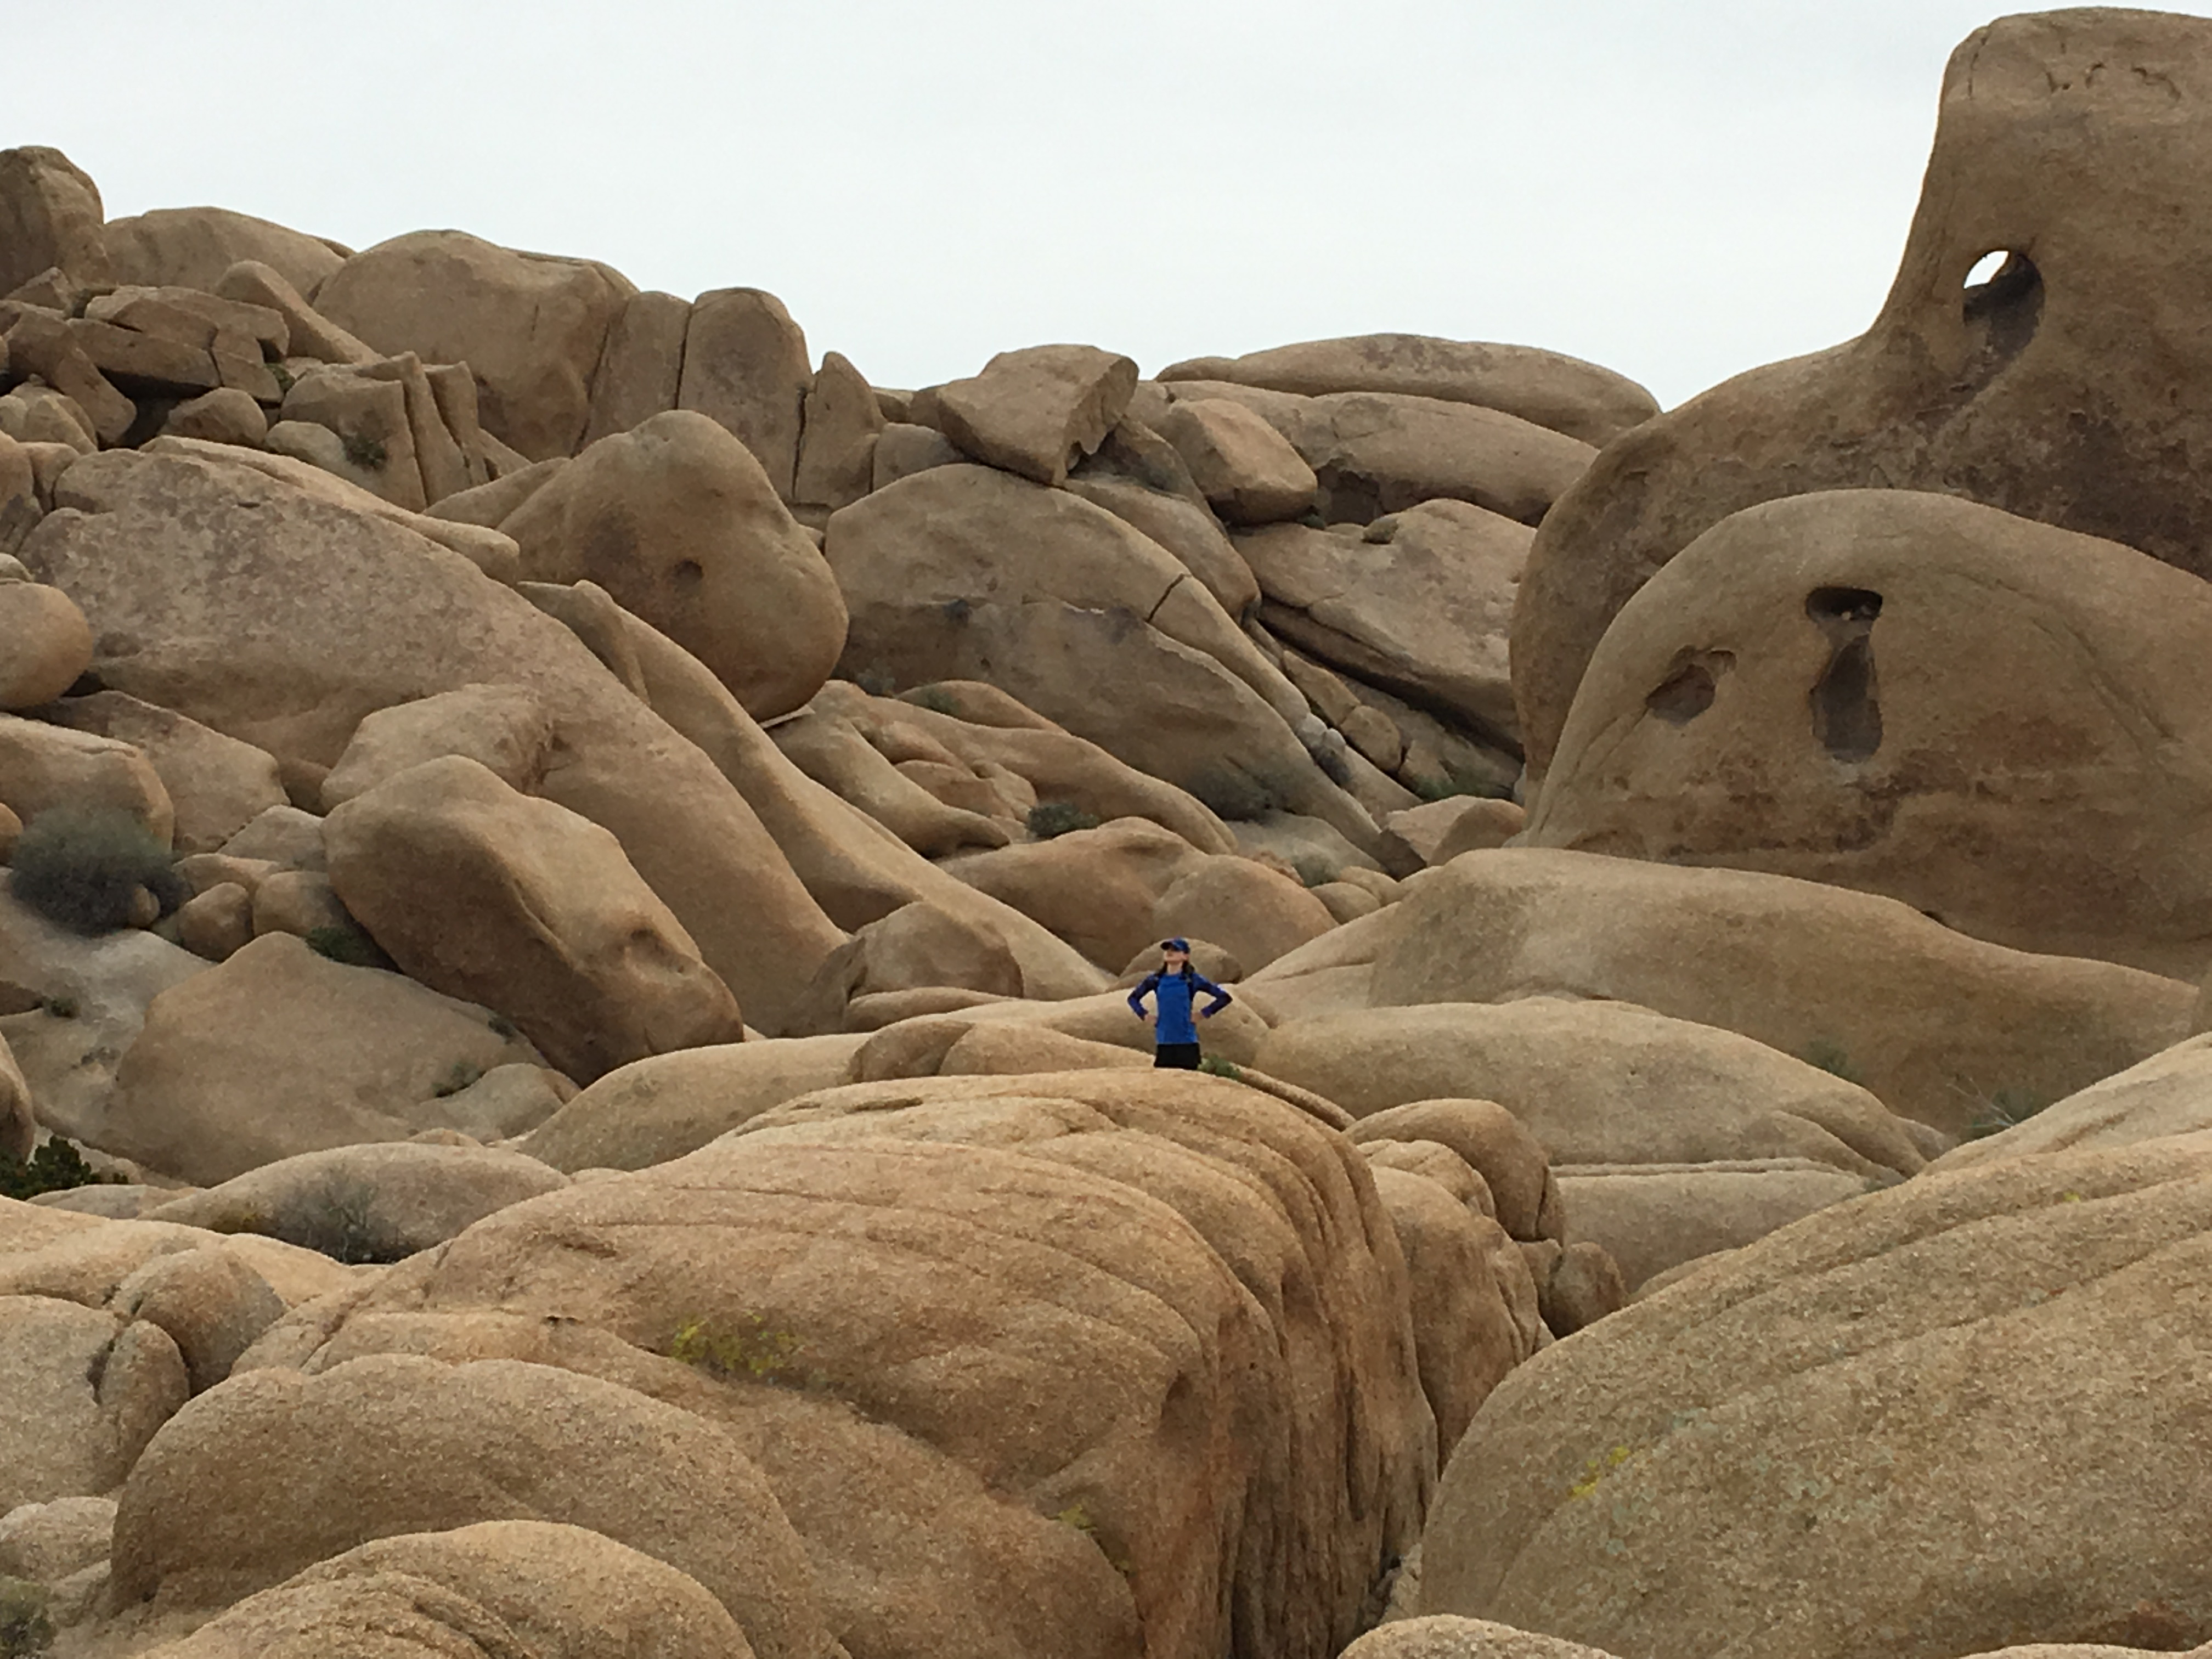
[1163,949,1189,970]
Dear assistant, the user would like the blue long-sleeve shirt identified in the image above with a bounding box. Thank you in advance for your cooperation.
[1128,968,1232,1045]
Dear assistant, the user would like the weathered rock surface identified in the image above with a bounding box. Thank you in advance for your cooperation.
[1513,10,2212,774]
[21,448,848,1032]
[1931,1033,2212,1172]
[503,410,847,719]
[1160,334,1661,447]
[243,1069,1440,1659]
[103,205,343,298]
[319,684,554,809]
[1422,1132,2212,1659]
[1356,850,2193,1138]
[1156,397,1318,525]
[0,146,110,297]
[0,1295,187,1513]
[676,287,811,499]
[1556,1159,1887,1290]
[314,231,633,460]
[37,692,286,854]
[93,934,543,1186]
[935,345,1137,486]
[0,713,175,844]
[1526,490,2212,979]
[0,580,92,710]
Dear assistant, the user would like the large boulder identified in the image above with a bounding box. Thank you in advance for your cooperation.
[935,345,1137,486]
[313,231,633,460]
[1355,850,2193,1139]
[1150,855,1338,974]
[19,449,847,1034]
[326,757,743,1081]
[0,146,110,296]
[1421,1132,2212,1659]
[37,692,286,854]
[0,1295,187,1513]
[1158,335,1660,448]
[825,465,1371,838]
[131,1521,755,1659]
[1237,499,1528,745]
[1553,1160,1887,1290]
[111,1354,840,1659]
[1526,490,2212,980]
[675,288,811,500]
[1155,381,1593,527]
[1260,1000,1922,1177]
[1155,397,1318,525]
[0,714,174,844]
[103,206,343,299]
[1514,11,2212,776]
[241,1069,1440,1659]
[0,581,92,711]
[91,934,544,1186]
[939,819,1210,970]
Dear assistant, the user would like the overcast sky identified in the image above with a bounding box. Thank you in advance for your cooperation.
[14,3,2210,409]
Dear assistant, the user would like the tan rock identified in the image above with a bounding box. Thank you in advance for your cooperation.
[1345,1099,1558,1243]
[0,1296,186,1513]
[1158,396,1318,524]
[520,1036,865,1173]
[159,388,268,448]
[1312,879,1382,923]
[314,232,634,460]
[0,581,91,710]
[0,147,110,297]
[256,1068,1436,1659]
[1528,490,2212,979]
[771,704,1011,857]
[0,1493,115,1586]
[941,818,1210,970]
[1,1029,31,1160]
[94,933,543,1185]
[112,1353,839,1659]
[0,385,97,454]
[676,288,811,499]
[320,684,552,810]
[936,345,1138,486]
[104,207,340,298]
[134,1519,760,1659]
[2,311,134,444]
[22,448,848,1034]
[1556,1160,1884,1289]
[1514,12,2212,777]
[248,869,351,940]
[1064,472,1261,618]
[281,365,426,509]
[1422,1132,2212,1659]
[325,757,745,1081]
[793,349,883,514]
[583,289,691,446]
[37,692,286,854]
[1151,855,1336,973]
[1931,1032,2212,1171]
[1340,1615,1629,1659]
[870,421,963,489]
[1163,380,1594,527]
[0,714,174,845]
[172,881,253,962]
[111,1246,285,1393]
[218,804,325,871]
[502,410,847,719]
[145,1141,568,1265]
[1359,849,2194,1139]
[1160,335,1661,448]
[214,260,376,366]
[423,455,566,528]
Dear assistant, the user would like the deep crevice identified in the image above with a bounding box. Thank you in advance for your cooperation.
[1805,588,1883,763]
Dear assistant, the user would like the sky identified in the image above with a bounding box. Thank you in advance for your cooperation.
[13,3,2212,410]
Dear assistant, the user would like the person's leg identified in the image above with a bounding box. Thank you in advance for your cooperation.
[1154,1042,1201,1070]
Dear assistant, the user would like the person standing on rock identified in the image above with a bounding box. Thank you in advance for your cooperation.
[1128,937,1233,1069]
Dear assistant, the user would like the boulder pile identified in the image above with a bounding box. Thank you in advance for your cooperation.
[4,11,2212,1658]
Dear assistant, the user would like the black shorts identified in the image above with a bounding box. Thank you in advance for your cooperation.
[1154,1042,1202,1070]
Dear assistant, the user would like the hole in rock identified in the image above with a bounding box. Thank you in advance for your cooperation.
[1805,588,1884,763]
[670,559,705,593]
[1960,250,2042,372]
[1645,651,1733,725]
[1963,250,2010,289]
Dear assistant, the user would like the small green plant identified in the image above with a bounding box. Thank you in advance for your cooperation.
[1198,1056,1243,1082]
[667,1313,802,1383]
[1290,855,1334,889]
[433,1059,485,1098]
[853,665,898,697]
[7,808,186,935]
[1966,1087,2046,1140]
[0,1138,120,1203]
[1409,770,1513,804]
[1801,1039,1858,1083]
[1026,801,1100,840]
[266,360,296,396]
[341,429,388,470]
[910,686,960,717]
[0,1576,52,1657]
[1051,1503,1133,1575]
[487,1013,519,1041]
[303,922,395,970]
[41,995,78,1020]
[282,1173,405,1265]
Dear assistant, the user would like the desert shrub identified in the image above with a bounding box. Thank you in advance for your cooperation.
[266,360,296,397]
[1966,1087,2047,1140]
[7,808,184,934]
[1801,1039,1859,1083]
[303,922,396,971]
[1027,801,1099,840]
[0,1576,52,1657]
[278,1173,407,1265]
[667,1313,802,1383]
[1290,855,1334,889]
[433,1059,484,1098]
[341,429,387,470]
[1198,1055,1243,1081]
[0,1137,117,1202]
[853,665,897,697]
[909,686,960,717]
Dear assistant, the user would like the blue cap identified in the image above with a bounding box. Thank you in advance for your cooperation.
[1161,937,1190,952]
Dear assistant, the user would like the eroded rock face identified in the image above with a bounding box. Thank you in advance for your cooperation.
[1421,1132,2212,1659]
[1524,491,2212,980]
[234,1069,1442,1659]
[1514,11,2212,774]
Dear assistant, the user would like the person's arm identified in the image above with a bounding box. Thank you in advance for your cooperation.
[1193,973,1233,1018]
[1128,972,1159,1020]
